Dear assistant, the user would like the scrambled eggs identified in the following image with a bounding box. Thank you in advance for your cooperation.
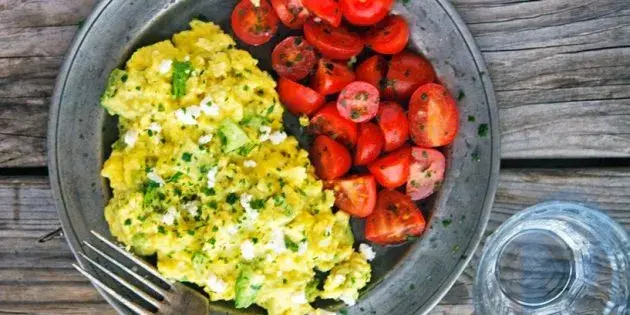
[100,20,371,314]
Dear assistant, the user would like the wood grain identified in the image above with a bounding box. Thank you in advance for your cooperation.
[1,169,629,313]
[0,0,629,166]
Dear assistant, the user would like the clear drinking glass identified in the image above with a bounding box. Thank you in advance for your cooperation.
[474,201,630,314]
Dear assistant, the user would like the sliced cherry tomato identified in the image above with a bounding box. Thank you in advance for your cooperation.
[364,15,409,55]
[302,0,342,27]
[309,102,358,147]
[354,122,385,165]
[365,189,426,244]
[409,83,460,147]
[231,0,280,46]
[277,77,325,115]
[356,55,387,90]
[367,146,411,189]
[340,0,393,26]
[272,36,318,81]
[407,147,446,201]
[384,51,436,102]
[311,59,356,95]
[303,19,364,60]
[337,81,380,123]
[310,135,352,180]
[376,101,409,152]
[270,0,311,29]
[326,175,377,217]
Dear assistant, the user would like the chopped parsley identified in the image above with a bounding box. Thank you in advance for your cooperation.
[171,61,193,98]
[124,218,132,226]
[158,226,166,234]
[226,193,239,204]
[250,199,265,210]
[478,123,489,137]
[442,219,453,227]
[468,115,476,122]
[285,238,299,252]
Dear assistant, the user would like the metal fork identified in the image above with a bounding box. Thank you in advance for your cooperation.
[73,230,209,314]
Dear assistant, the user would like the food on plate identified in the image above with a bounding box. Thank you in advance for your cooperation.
[270,0,311,29]
[337,81,380,122]
[364,15,409,55]
[311,58,356,95]
[356,55,387,90]
[100,20,371,314]
[407,148,446,201]
[354,122,385,166]
[409,83,459,147]
[368,146,411,189]
[277,77,325,115]
[271,36,317,81]
[309,102,358,147]
[365,190,426,244]
[302,0,342,27]
[340,0,394,26]
[384,51,436,101]
[376,101,409,152]
[231,0,279,46]
[303,19,364,60]
[326,175,377,218]
[310,135,352,180]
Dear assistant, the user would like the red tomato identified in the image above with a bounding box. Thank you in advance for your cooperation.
[277,77,325,115]
[303,19,364,60]
[340,0,393,26]
[337,81,380,123]
[270,0,311,29]
[367,146,411,189]
[384,51,436,102]
[310,135,352,180]
[272,36,318,81]
[326,175,377,217]
[376,101,409,152]
[231,0,280,46]
[407,147,446,201]
[311,59,356,95]
[364,15,409,55]
[356,55,387,90]
[302,0,342,27]
[365,189,426,244]
[408,83,460,147]
[309,102,358,147]
[354,122,385,165]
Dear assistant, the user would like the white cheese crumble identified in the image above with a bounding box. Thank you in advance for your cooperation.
[146,170,165,186]
[183,201,199,217]
[206,167,219,188]
[148,123,162,133]
[314,17,322,23]
[200,96,220,117]
[243,160,257,168]
[240,240,256,260]
[240,194,260,221]
[269,131,287,145]
[266,229,286,253]
[175,108,198,125]
[259,125,272,142]
[184,55,190,61]
[158,59,172,74]
[161,206,177,225]
[123,130,138,147]
[359,243,376,261]
[298,241,308,255]
[340,295,356,306]
[187,105,202,118]
[206,274,227,294]
[291,292,308,304]
[198,134,213,145]
[250,0,261,7]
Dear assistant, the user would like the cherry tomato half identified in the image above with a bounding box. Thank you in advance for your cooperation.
[304,19,364,60]
[309,102,358,147]
[311,58,356,95]
[326,174,377,217]
[270,0,311,29]
[356,55,387,90]
[368,146,411,189]
[302,0,342,27]
[337,81,380,123]
[376,101,409,152]
[407,147,446,201]
[354,122,385,166]
[364,15,409,55]
[272,36,318,81]
[231,0,280,46]
[340,0,394,26]
[384,51,436,102]
[408,83,460,147]
[310,135,352,180]
[277,77,325,115]
[365,189,426,244]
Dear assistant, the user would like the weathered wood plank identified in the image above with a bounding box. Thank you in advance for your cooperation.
[1,169,629,313]
[0,0,97,28]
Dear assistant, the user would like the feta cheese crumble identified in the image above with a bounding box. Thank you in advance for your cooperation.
[158,59,172,74]
[298,241,308,255]
[200,96,220,117]
[148,123,162,133]
[266,229,286,253]
[198,134,213,145]
[340,295,356,306]
[291,292,308,304]
[250,0,261,7]
[161,206,177,225]
[123,130,138,147]
[183,201,199,217]
[175,108,198,125]
[206,274,227,294]
[359,243,376,261]
[269,131,287,145]
[206,166,219,188]
[240,240,256,260]
[146,170,165,186]
[243,160,257,168]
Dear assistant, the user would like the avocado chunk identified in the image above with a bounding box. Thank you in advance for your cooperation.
[218,119,251,153]
[235,267,263,308]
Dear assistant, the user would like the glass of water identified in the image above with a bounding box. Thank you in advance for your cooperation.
[474,201,630,314]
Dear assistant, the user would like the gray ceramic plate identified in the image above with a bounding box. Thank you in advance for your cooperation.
[48,0,500,314]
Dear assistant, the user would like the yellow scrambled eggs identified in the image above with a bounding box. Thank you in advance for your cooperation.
[100,20,371,315]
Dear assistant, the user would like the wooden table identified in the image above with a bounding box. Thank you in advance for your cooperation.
[1,0,629,313]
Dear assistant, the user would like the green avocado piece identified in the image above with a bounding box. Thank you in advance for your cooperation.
[218,119,251,153]
[235,266,263,308]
